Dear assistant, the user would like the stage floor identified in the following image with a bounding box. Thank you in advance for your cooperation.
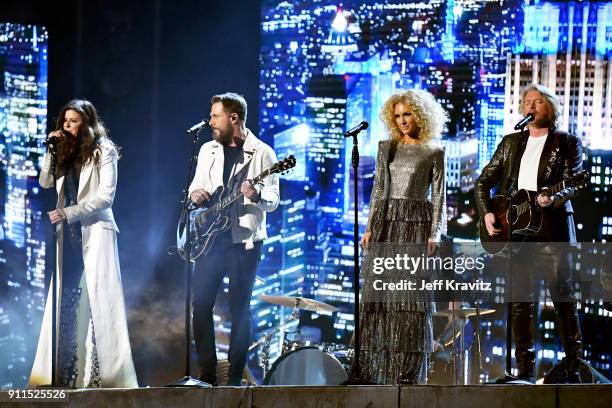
[1,384,611,408]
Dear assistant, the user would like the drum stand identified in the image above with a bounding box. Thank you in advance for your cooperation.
[471,301,484,384]
[448,303,466,385]
[447,303,487,385]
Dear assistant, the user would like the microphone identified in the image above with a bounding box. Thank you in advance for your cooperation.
[43,137,60,147]
[344,121,369,138]
[513,113,535,130]
[43,130,69,146]
[187,119,209,134]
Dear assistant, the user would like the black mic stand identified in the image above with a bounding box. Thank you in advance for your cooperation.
[167,128,210,387]
[486,126,531,385]
[49,145,58,387]
[344,132,375,385]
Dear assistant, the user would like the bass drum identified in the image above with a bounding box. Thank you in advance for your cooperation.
[264,346,348,385]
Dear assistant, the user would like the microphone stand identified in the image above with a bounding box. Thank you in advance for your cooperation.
[486,126,531,384]
[167,128,210,387]
[50,146,58,387]
[344,132,374,385]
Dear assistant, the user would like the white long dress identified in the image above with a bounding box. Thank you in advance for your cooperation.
[30,139,138,388]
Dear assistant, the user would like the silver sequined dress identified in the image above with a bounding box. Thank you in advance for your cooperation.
[358,140,445,385]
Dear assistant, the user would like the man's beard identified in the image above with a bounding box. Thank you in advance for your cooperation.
[213,126,233,145]
[531,114,554,129]
[528,106,555,129]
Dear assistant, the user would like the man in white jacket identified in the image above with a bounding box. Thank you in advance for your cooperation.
[188,92,279,385]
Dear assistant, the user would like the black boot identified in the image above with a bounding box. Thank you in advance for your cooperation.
[512,302,536,382]
[555,302,583,383]
[227,358,247,386]
[199,363,218,386]
[227,368,243,386]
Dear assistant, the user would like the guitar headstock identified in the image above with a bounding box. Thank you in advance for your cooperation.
[270,155,297,175]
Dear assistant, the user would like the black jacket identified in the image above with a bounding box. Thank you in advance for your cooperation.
[474,129,582,242]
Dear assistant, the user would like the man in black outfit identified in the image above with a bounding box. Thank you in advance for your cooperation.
[475,84,583,383]
[189,93,279,385]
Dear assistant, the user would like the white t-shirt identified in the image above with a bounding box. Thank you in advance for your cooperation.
[517,135,548,191]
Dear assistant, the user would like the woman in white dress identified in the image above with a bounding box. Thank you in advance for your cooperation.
[30,99,137,388]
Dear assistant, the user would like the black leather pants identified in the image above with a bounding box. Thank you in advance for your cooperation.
[510,243,582,378]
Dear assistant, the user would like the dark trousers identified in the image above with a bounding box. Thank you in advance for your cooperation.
[510,241,582,378]
[192,231,262,385]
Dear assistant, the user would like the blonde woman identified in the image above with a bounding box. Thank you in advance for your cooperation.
[358,89,448,384]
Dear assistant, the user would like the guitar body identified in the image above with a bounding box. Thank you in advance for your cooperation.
[511,189,542,235]
[478,171,589,256]
[188,210,231,261]
[177,186,231,262]
[176,155,296,262]
[479,195,510,256]
[479,189,542,255]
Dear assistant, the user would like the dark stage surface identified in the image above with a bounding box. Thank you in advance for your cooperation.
[1,385,611,408]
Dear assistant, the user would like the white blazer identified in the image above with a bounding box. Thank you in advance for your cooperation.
[30,139,137,388]
[188,129,280,247]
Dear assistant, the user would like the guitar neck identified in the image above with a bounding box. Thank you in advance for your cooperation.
[213,169,271,212]
[544,173,584,196]
[547,179,567,195]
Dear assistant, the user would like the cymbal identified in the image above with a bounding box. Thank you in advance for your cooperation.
[433,308,495,319]
[259,294,337,313]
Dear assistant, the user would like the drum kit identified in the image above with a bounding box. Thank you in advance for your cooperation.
[252,294,496,386]
[255,294,351,386]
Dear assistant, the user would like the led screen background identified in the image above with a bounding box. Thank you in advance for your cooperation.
[251,0,612,382]
[0,23,48,388]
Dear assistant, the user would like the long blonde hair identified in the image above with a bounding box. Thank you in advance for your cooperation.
[380,89,448,144]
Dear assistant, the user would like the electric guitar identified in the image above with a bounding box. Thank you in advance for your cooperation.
[177,155,296,261]
[479,170,589,255]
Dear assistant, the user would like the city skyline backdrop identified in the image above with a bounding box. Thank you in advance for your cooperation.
[0,0,611,387]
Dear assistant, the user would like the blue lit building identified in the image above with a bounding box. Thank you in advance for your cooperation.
[0,23,48,388]
[304,75,347,212]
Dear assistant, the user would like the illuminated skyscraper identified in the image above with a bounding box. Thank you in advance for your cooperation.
[505,2,612,150]
[441,135,478,221]
[304,75,347,212]
[273,123,308,181]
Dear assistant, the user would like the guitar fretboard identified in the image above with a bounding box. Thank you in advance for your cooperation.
[514,171,586,218]
[194,169,271,226]
[547,179,567,196]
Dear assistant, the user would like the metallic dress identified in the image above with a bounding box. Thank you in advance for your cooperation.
[358,141,445,384]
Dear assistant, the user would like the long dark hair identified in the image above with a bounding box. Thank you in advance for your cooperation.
[54,99,118,170]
